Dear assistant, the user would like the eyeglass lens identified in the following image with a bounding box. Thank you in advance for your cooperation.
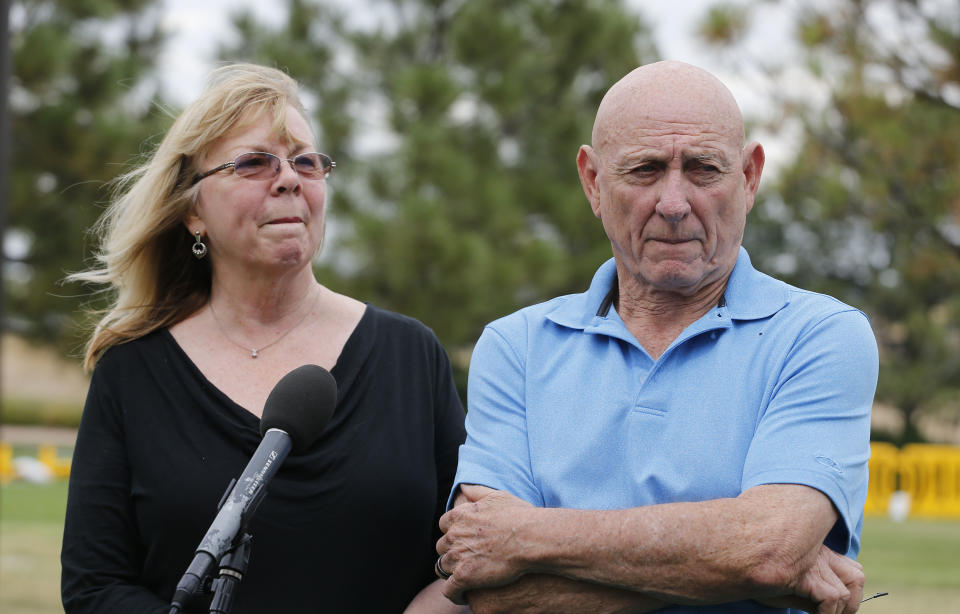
[234,152,332,179]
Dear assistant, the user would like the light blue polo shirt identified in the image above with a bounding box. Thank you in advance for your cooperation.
[453,248,877,610]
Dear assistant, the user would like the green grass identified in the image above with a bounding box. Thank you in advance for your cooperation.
[1,480,69,614]
[1,480,70,523]
[2,482,960,613]
[857,517,960,614]
[860,517,960,588]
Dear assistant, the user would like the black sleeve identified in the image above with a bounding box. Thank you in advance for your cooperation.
[430,337,467,547]
[61,358,169,614]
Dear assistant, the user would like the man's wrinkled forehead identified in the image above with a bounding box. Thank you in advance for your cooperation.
[592,61,745,154]
[615,139,736,170]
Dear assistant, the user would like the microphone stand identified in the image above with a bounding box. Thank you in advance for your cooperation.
[170,364,337,614]
[209,533,253,614]
[170,476,262,614]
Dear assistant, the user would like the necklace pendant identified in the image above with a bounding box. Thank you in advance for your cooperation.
[251,349,258,359]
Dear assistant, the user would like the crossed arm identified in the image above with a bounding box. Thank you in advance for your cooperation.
[436,484,864,614]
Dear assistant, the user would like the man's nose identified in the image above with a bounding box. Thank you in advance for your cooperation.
[655,172,690,223]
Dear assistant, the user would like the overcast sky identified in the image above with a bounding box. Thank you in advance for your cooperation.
[156,0,805,171]
[158,0,793,109]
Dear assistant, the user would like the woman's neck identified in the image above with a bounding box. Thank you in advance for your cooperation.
[208,266,321,326]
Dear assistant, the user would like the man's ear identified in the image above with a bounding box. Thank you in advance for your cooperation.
[577,145,603,218]
[742,142,765,215]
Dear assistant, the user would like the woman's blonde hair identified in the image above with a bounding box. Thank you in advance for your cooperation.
[71,63,311,371]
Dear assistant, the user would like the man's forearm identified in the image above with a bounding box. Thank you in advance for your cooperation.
[522,487,830,601]
[466,573,667,614]
[404,580,471,614]
[439,484,844,605]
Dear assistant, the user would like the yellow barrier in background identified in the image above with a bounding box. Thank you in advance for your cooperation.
[0,442,72,483]
[37,444,72,479]
[0,442,14,484]
[866,442,960,519]
[865,442,899,516]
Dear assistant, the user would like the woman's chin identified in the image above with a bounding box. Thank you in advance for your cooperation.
[256,243,314,270]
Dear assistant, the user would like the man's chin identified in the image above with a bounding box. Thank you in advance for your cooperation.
[643,262,704,291]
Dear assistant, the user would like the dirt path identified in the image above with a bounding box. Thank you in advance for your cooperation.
[2,334,89,403]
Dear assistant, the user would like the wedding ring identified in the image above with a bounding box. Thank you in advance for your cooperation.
[435,554,452,579]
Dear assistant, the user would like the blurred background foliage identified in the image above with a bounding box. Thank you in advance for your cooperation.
[8,0,169,338]
[5,0,959,444]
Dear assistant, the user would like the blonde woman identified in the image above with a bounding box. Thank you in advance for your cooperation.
[61,64,467,614]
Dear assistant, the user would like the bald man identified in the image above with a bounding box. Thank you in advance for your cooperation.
[435,62,878,614]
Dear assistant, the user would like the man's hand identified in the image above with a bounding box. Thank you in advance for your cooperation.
[757,544,864,614]
[439,486,667,614]
[437,485,536,603]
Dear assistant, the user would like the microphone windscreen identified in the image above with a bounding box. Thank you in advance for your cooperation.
[261,365,337,452]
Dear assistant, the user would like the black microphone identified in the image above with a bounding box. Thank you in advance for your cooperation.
[169,365,337,613]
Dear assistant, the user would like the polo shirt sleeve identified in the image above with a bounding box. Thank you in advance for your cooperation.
[741,308,878,556]
[449,322,544,509]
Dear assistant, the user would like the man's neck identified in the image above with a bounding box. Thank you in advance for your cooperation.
[614,274,728,360]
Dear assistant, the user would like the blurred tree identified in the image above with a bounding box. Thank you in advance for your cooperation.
[703,0,960,443]
[221,0,355,162]
[221,0,658,385]
[7,0,166,351]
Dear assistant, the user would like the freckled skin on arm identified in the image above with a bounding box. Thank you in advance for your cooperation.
[438,484,863,614]
[440,486,669,614]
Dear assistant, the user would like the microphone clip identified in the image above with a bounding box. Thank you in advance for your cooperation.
[209,533,253,614]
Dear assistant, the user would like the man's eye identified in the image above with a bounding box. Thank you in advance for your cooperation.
[690,162,721,174]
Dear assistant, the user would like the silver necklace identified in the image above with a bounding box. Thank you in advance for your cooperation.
[209,287,320,359]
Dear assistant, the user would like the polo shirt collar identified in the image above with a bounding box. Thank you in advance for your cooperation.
[547,247,789,332]
[723,247,790,320]
[546,257,619,331]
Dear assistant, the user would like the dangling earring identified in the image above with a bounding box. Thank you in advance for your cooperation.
[192,230,208,259]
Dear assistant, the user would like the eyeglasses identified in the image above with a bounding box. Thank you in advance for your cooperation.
[192,151,335,185]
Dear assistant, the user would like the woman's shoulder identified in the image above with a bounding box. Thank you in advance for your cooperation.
[363,303,441,343]
[97,328,166,359]
[93,329,174,377]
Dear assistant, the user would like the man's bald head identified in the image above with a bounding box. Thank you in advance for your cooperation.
[576,60,766,303]
[591,61,745,155]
